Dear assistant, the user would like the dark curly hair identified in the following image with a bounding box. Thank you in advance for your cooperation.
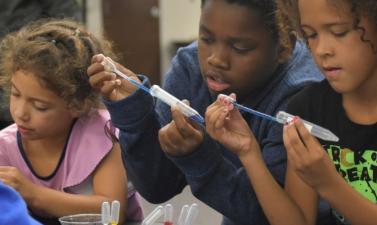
[0,18,118,115]
[201,0,296,63]
[277,0,377,52]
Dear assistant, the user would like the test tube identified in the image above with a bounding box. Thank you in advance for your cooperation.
[163,204,173,225]
[177,205,189,225]
[142,205,164,225]
[111,200,120,225]
[150,85,205,124]
[276,111,339,142]
[101,201,111,225]
[183,203,199,225]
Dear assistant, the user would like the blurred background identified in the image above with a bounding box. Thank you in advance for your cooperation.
[83,0,200,85]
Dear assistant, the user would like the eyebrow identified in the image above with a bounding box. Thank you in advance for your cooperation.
[199,24,255,43]
[199,24,213,35]
[11,81,52,105]
[301,21,351,29]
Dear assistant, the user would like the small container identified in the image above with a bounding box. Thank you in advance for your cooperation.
[58,213,102,225]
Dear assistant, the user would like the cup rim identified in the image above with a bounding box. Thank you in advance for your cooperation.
[58,213,102,224]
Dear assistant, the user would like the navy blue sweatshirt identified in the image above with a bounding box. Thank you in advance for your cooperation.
[104,41,330,225]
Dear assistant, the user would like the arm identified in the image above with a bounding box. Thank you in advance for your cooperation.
[0,143,128,224]
[286,119,377,225]
[88,54,186,203]
[200,95,316,225]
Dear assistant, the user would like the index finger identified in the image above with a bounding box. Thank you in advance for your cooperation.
[171,104,200,138]
[91,54,105,64]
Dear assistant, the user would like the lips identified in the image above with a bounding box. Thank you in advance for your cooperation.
[322,66,342,80]
[17,125,33,134]
[205,71,231,92]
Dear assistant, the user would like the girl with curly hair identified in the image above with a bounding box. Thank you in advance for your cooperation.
[206,0,377,224]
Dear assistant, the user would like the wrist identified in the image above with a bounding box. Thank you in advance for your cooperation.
[317,172,344,196]
[238,139,261,163]
[25,184,41,209]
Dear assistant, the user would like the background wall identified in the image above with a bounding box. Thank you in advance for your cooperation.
[86,0,201,77]
[159,0,200,77]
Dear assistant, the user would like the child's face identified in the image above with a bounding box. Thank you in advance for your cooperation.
[198,0,279,101]
[299,0,377,94]
[9,70,77,140]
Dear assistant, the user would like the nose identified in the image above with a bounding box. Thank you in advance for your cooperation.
[12,101,30,122]
[312,35,334,59]
[207,45,230,70]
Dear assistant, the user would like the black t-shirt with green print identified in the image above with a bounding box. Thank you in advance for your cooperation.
[287,80,377,225]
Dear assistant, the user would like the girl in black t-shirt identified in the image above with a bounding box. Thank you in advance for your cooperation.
[205,0,377,225]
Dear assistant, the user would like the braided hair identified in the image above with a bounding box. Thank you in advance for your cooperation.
[0,18,118,114]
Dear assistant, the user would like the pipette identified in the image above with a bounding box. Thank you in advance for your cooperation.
[102,57,204,124]
[218,94,339,142]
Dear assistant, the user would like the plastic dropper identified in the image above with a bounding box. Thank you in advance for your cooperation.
[218,94,339,142]
[110,200,120,225]
[101,57,204,124]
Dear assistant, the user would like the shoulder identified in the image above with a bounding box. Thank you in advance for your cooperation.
[163,41,204,98]
[167,41,200,81]
[0,124,18,146]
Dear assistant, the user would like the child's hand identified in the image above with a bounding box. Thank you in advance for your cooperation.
[283,118,339,192]
[0,166,38,203]
[159,100,204,156]
[87,54,141,101]
[205,94,257,158]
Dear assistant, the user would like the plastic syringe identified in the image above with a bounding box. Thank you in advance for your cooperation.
[102,57,204,124]
[218,94,339,142]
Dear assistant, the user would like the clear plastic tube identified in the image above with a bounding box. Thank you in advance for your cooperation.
[150,85,205,124]
[276,111,339,142]
[142,205,164,225]
[177,205,189,225]
[183,203,199,225]
[101,201,111,225]
[163,204,173,225]
[111,200,120,225]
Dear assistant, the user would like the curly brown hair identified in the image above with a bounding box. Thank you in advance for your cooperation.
[202,0,297,63]
[0,18,118,115]
[277,0,377,52]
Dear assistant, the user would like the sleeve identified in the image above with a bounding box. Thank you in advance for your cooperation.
[104,74,187,203]
[167,118,286,224]
[0,140,11,166]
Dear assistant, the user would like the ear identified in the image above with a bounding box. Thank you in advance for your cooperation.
[68,99,92,118]
[69,107,82,118]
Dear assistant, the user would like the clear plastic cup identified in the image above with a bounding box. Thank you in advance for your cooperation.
[58,213,102,225]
